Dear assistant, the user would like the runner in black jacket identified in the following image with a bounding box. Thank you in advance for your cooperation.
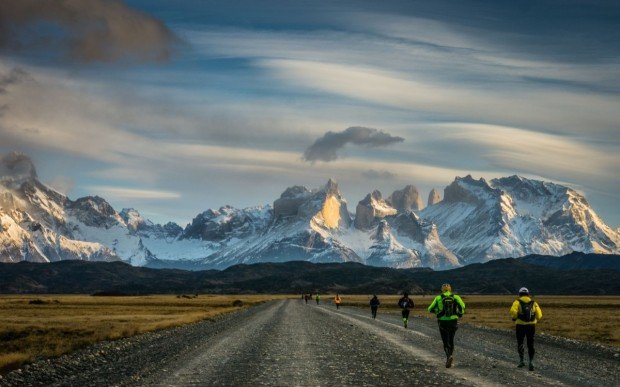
[370,295,380,319]
[398,292,414,328]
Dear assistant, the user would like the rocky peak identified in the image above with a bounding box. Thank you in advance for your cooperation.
[0,152,37,186]
[67,196,121,227]
[324,178,339,196]
[274,185,312,219]
[354,190,397,230]
[162,222,183,237]
[373,220,392,242]
[183,205,272,241]
[443,175,500,205]
[428,188,441,206]
[388,185,424,212]
[119,208,146,232]
[303,179,351,229]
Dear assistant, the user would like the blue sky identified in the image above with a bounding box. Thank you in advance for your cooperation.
[0,0,619,227]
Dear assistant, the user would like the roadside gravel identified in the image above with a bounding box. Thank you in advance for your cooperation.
[1,300,618,386]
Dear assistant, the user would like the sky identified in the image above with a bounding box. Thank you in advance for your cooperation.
[0,0,619,227]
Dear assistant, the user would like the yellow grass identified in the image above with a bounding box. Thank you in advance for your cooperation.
[0,294,288,373]
[332,294,620,346]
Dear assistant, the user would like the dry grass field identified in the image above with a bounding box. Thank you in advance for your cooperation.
[2,294,618,374]
[0,294,289,373]
[333,294,620,346]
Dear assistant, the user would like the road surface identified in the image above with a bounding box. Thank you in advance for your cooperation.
[1,300,618,386]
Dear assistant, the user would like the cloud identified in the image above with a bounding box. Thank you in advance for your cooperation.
[0,0,178,63]
[86,186,181,200]
[260,59,620,138]
[47,175,75,195]
[303,126,404,162]
[361,169,397,180]
[0,68,29,94]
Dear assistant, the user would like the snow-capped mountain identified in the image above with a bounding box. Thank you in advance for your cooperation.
[421,175,620,264]
[0,152,179,265]
[1,152,618,270]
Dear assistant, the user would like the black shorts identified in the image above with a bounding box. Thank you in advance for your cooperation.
[402,309,410,319]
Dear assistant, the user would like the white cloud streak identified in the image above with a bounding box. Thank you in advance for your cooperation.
[86,186,181,200]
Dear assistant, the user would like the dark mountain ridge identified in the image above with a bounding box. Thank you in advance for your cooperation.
[1,252,618,295]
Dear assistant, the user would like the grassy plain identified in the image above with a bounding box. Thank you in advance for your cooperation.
[2,294,618,374]
[332,294,620,346]
[0,294,288,373]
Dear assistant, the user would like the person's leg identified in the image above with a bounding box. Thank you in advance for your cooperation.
[438,321,450,358]
[516,325,526,367]
[447,319,457,357]
[402,310,410,328]
[526,325,536,370]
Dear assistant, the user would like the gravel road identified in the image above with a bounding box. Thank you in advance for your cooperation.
[1,300,618,386]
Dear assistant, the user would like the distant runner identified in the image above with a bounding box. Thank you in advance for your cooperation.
[370,295,380,319]
[304,294,309,304]
[397,292,414,328]
[510,287,543,371]
[427,284,465,368]
[334,294,342,310]
[315,293,321,305]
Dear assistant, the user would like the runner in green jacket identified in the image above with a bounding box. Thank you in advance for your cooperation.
[427,284,466,368]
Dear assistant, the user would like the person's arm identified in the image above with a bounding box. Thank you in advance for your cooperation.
[509,300,519,320]
[535,302,542,321]
[455,295,466,315]
[427,296,438,313]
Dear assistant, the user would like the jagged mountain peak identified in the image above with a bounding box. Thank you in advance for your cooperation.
[119,208,147,232]
[1,152,618,270]
[443,175,503,205]
[388,184,424,212]
[324,178,339,196]
[354,190,397,230]
[66,196,123,228]
[428,188,441,206]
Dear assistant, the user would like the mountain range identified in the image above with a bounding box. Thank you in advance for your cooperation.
[1,252,618,294]
[1,151,618,270]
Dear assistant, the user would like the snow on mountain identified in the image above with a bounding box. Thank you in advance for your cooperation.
[183,180,360,269]
[1,152,618,270]
[421,175,620,264]
[0,152,117,263]
[354,190,397,230]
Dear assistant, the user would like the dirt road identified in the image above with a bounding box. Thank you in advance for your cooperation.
[1,300,618,386]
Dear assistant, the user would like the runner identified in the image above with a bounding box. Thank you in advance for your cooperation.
[510,287,543,371]
[397,292,414,328]
[315,293,321,305]
[427,284,465,368]
[304,294,309,304]
[370,295,380,319]
[334,294,342,310]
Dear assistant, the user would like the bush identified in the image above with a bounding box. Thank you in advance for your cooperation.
[232,300,244,307]
[28,299,46,305]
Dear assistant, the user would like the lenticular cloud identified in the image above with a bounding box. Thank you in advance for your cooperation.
[303,126,404,162]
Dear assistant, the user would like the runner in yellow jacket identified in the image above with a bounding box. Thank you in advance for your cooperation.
[509,287,543,371]
[334,294,342,310]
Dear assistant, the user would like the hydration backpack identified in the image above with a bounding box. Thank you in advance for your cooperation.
[438,294,461,317]
[400,298,413,309]
[518,300,536,322]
